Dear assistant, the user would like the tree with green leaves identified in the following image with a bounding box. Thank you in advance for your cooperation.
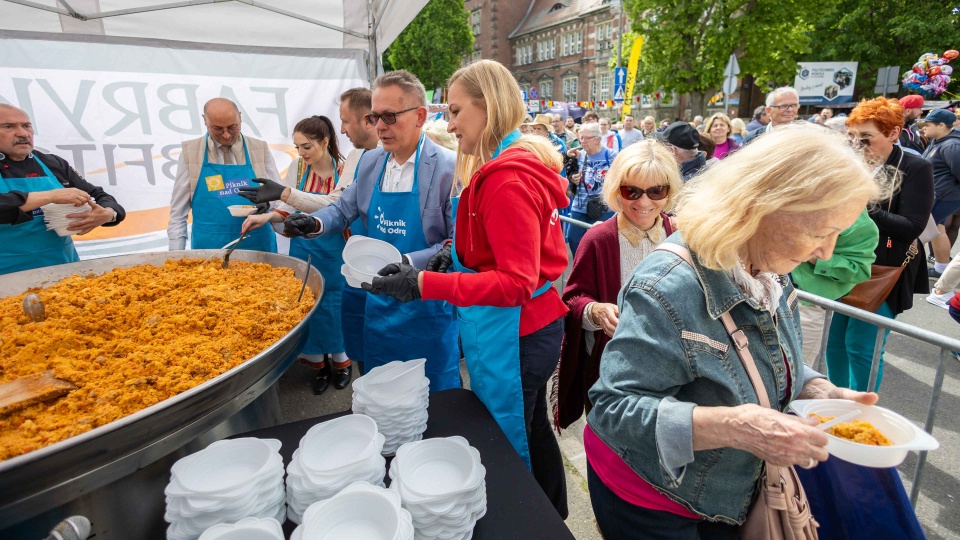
[806,0,959,98]
[384,0,474,91]
[624,0,831,116]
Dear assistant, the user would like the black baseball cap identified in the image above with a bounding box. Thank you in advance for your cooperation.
[656,122,701,150]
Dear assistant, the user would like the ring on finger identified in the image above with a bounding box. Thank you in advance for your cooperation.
[801,457,816,469]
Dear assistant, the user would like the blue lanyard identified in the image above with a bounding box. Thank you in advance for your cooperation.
[298,156,339,193]
[492,130,522,159]
[377,134,423,191]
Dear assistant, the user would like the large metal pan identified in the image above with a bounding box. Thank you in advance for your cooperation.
[0,250,323,526]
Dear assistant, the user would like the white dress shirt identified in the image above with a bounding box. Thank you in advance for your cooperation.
[380,137,424,193]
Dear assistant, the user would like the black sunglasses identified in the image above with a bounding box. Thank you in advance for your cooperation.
[619,185,670,201]
[364,106,420,126]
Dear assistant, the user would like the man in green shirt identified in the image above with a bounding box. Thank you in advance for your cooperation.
[791,209,878,366]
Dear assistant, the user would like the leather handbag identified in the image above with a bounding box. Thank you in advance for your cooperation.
[585,195,607,221]
[657,244,819,540]
[840,242,918,313]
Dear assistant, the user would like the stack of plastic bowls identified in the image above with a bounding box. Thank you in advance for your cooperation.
[197,517,284,539]
[39,202,91,236]
[291,482,414,540]
[352,359,430,455]
[285,414,387,524]
[164,438,286,540]
[341,234,402,288]
[389,437,487,540]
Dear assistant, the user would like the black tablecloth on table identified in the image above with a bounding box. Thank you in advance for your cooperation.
[236,388,575,540]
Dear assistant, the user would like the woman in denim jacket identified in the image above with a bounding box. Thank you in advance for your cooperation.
[586,125,888,539]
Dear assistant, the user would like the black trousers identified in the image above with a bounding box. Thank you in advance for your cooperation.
[587,462,740,540]
[519,317,568,519]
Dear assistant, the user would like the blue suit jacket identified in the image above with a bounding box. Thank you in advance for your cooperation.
[310,136,456,269]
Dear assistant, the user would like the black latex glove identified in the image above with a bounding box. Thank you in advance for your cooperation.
[283,214,320,237]
[361,263,421,303]
[254,202,270,215]
[426,243,453,273]
[238,178,286,204]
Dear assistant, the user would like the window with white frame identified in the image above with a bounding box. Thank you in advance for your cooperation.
[562,34,569,56]
[541,81,553,99]
[590,79,597,100]
[599,72,610,99]
[526,45,533,64]
[471,10,481,36]
[574,31,582,53]
[563,77,578,102]
[550,39,556,59]
[516,47,523,66]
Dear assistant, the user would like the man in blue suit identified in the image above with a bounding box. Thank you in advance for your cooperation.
[285,70,460,391]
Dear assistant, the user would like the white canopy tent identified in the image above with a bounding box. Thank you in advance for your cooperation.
[1,0,428,82]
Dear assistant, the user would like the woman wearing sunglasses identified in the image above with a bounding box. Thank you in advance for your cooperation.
[362,59,571,517]
[554,139,681,430]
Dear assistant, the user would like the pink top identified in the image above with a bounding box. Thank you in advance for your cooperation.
[714,139,732,160]
[583,424,701,519]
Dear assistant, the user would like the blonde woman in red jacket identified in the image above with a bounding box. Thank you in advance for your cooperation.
[363,59,570,517]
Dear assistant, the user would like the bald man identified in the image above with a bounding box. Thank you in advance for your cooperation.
[167,98,280,251]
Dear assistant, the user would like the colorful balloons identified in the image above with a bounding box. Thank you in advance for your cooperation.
[902,48,957,98]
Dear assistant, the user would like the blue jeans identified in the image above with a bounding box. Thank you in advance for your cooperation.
[519,317,567,519]
[566,209,614,258]
[825,302,895,392]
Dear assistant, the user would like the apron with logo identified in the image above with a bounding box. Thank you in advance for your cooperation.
[0,156,80,275]
[190,135,277,252]
[290,158,346,355]
[361,136,460,391]
[449,130,541,468]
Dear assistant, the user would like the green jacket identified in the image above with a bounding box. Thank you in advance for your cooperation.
[791,209,878,302]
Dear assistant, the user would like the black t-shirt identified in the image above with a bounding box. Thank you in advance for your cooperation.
[0,151,125,226]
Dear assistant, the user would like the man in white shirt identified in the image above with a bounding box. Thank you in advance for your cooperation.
[167,98,280,250]
[619,115,644,147]
[742,87,800,145]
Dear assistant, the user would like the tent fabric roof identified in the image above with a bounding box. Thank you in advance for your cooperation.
[510,0,610,39]
[0,0,427,55]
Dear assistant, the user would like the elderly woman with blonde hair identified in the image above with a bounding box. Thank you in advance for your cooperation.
[585,124,886,539]
[555,139,681,429]
[422,119,459,151]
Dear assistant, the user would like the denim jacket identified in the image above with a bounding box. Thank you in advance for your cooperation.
[587,236,806,524]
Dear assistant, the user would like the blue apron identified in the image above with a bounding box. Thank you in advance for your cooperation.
[290,159,346,355]
[342,150,369,361]
[0,156,80,275]
[451,130,543,468]
[360,136,460,391]
[190,135,277,252]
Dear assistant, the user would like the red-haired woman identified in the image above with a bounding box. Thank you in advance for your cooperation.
[826,97,934,392]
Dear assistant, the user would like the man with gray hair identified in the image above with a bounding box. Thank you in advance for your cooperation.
[742,86,800,144]
[283,69,460,392]
[657,121,705,181]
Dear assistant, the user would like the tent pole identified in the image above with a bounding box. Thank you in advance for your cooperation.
[56,0,81,18]
[367,0,378,84]
[240,0,367,39]
[374,0,392,33]
[4,0,72,16]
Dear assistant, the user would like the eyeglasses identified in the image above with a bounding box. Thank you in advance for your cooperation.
[364,107,420,126]
[579,135,598,141]
[619,185,670,201]
[769,103,800,111]
[848,131,880,147]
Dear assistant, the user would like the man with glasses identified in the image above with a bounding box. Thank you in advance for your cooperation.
[168,97,280,251]
[742,87,800,145]
[282,70,460,392]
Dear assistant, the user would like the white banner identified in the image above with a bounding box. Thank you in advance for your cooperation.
[794,62,858,106]
[0,37,366,257]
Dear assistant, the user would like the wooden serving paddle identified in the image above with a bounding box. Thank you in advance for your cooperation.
[0,372,77,415]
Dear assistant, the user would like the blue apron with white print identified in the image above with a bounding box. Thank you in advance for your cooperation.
[0,156,80,275]
[290,158,346,354]
[190,135,277,252]
[343,150,370,361]
[361,136,460,392]
[450,130,540,468]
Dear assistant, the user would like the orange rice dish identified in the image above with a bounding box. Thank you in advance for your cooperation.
[811,413,893,446]
[0,259,314,461]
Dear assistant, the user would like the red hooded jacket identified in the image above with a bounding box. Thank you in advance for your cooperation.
[421,147,570,336]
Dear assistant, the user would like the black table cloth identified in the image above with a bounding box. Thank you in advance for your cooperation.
[236,388,575,540]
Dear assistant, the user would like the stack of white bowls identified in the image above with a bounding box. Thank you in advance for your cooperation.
[164,438,286,540]
[389,437,487,540]
[197,517,284,540]
[291,482,414,540]
[352,359,430,455]
[286,414,387,524]
[39,202,91,236]
[340,234,402,288]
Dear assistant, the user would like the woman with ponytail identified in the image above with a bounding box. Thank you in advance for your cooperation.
[363,59,570,517]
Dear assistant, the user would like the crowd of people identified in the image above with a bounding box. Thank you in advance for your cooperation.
[3,57,960,538]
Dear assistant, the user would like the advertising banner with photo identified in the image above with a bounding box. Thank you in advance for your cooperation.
[794,62,858,105]
[0,36,366,258]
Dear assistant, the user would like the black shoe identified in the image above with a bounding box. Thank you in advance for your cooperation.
[313,371,330,395]
[334,363,352,390]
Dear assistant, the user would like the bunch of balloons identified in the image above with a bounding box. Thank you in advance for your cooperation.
[902,49,958,98]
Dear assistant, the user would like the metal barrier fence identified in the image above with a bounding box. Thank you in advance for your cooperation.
[558,214,960,507]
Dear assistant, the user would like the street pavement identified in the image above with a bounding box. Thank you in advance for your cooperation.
[275,278,960,540]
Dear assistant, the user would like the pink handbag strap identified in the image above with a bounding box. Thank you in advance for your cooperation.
[656,243,784,491]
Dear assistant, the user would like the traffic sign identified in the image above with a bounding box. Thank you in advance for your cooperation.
[528,100,541,113]
[529,87,539,100]
[723,54,740,77]
[521,90,527,101]
[614,67,627,103]
[722,76,737,96]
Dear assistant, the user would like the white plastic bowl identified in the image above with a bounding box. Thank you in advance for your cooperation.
[171,438,281,494]
[343,235,402,285]
[363,360,427,394]
[393,437,478,497]
[228,205,258,217]
[341,264,363,288]
[198,517,285,540]
[298,415,381,473]
[301,482,404,540]
[789,399,939,468]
